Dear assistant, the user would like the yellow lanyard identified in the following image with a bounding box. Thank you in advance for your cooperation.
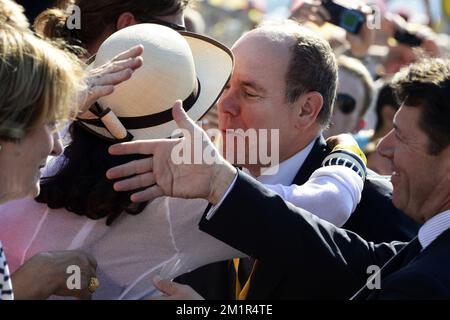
[233,258,257,300]
[444,0,450,18]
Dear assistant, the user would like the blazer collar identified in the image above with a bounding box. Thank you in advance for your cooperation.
[351,230,450,300]
[292,136,331,186]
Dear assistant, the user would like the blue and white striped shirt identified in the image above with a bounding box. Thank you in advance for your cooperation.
[418,210,450,250]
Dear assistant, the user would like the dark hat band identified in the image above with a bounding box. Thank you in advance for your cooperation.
[81,78,201,130]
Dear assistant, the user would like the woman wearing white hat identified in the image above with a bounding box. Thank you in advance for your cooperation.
[0,23,365,299]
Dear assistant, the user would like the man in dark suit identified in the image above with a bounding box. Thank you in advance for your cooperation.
[174,137,419,300]
[106,56,450,299]
[172,20,418,299]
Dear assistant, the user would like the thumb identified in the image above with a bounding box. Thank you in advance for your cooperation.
[152,275,177,296]
[172,100,198,133]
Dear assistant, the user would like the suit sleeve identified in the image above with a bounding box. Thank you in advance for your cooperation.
[199,171,407,288]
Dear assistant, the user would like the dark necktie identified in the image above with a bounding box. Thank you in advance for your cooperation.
[233,257,258,300]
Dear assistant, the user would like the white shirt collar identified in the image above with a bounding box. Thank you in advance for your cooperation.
[255,139,316,185]
[418,210,450,250]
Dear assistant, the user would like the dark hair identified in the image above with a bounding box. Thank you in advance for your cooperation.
[36,123,148,226]
[391,57,450,155]
[34,0,191,50]
[282,22,338,127]
[375,82,399,132]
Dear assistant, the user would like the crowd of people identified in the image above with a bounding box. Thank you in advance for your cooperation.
[0,0,449,300]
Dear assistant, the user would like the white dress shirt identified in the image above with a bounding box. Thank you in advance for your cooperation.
[418,210,450,250]
[257,139,315,185]
[208,139,363,227]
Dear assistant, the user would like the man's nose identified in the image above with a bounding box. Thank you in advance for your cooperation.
[377,129,395,160]
[218,89,240,117]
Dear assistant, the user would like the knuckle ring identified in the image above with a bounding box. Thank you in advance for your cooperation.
[88,277,100,293]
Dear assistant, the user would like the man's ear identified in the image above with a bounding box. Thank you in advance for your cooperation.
[294,91,324,129]
[116,12,139,30]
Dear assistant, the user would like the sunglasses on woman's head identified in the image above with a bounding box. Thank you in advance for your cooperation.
[336,93,357,114]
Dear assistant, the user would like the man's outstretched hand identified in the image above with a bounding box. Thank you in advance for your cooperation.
[106,101,237,205]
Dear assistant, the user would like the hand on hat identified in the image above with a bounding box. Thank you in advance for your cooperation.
[106,100,237,205]
[78,45,144,116]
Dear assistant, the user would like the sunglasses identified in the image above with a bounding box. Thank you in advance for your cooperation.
[336,93,357,114]
[137,16,187,31]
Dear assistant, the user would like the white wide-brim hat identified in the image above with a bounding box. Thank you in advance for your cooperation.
[78,23,233,141]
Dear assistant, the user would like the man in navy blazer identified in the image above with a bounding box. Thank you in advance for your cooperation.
[107,56,450,299]
[172,20,418,299]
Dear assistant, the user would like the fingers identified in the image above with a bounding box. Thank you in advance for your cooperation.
[109,140,164,156]
[76,289,92,300]
[130,185,165,203]
[326,134,356,149]
[108,157,153,181]
[76,273,94,300]
[72,261,97,300]
[89,58,141,87]
[103,56,144,74]
[113,172,156,192]
[107,158,154,181]
[111,44,144,62]
[87,84,114,101]
[95,68,133,86]
[78,251,98,297]
[172,100,200,133]
[149,276,205,300]
[152,276,177,296]
[80,55,143,113]
[74,265,97,300]
[107,101,192,158]
[82,251,98,270]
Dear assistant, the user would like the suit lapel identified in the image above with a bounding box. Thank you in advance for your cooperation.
[351,237,422,300]
[292,136,330,186]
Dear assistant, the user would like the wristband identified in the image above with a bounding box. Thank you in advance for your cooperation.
[332,143,367,165]
[322,149,367,181]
